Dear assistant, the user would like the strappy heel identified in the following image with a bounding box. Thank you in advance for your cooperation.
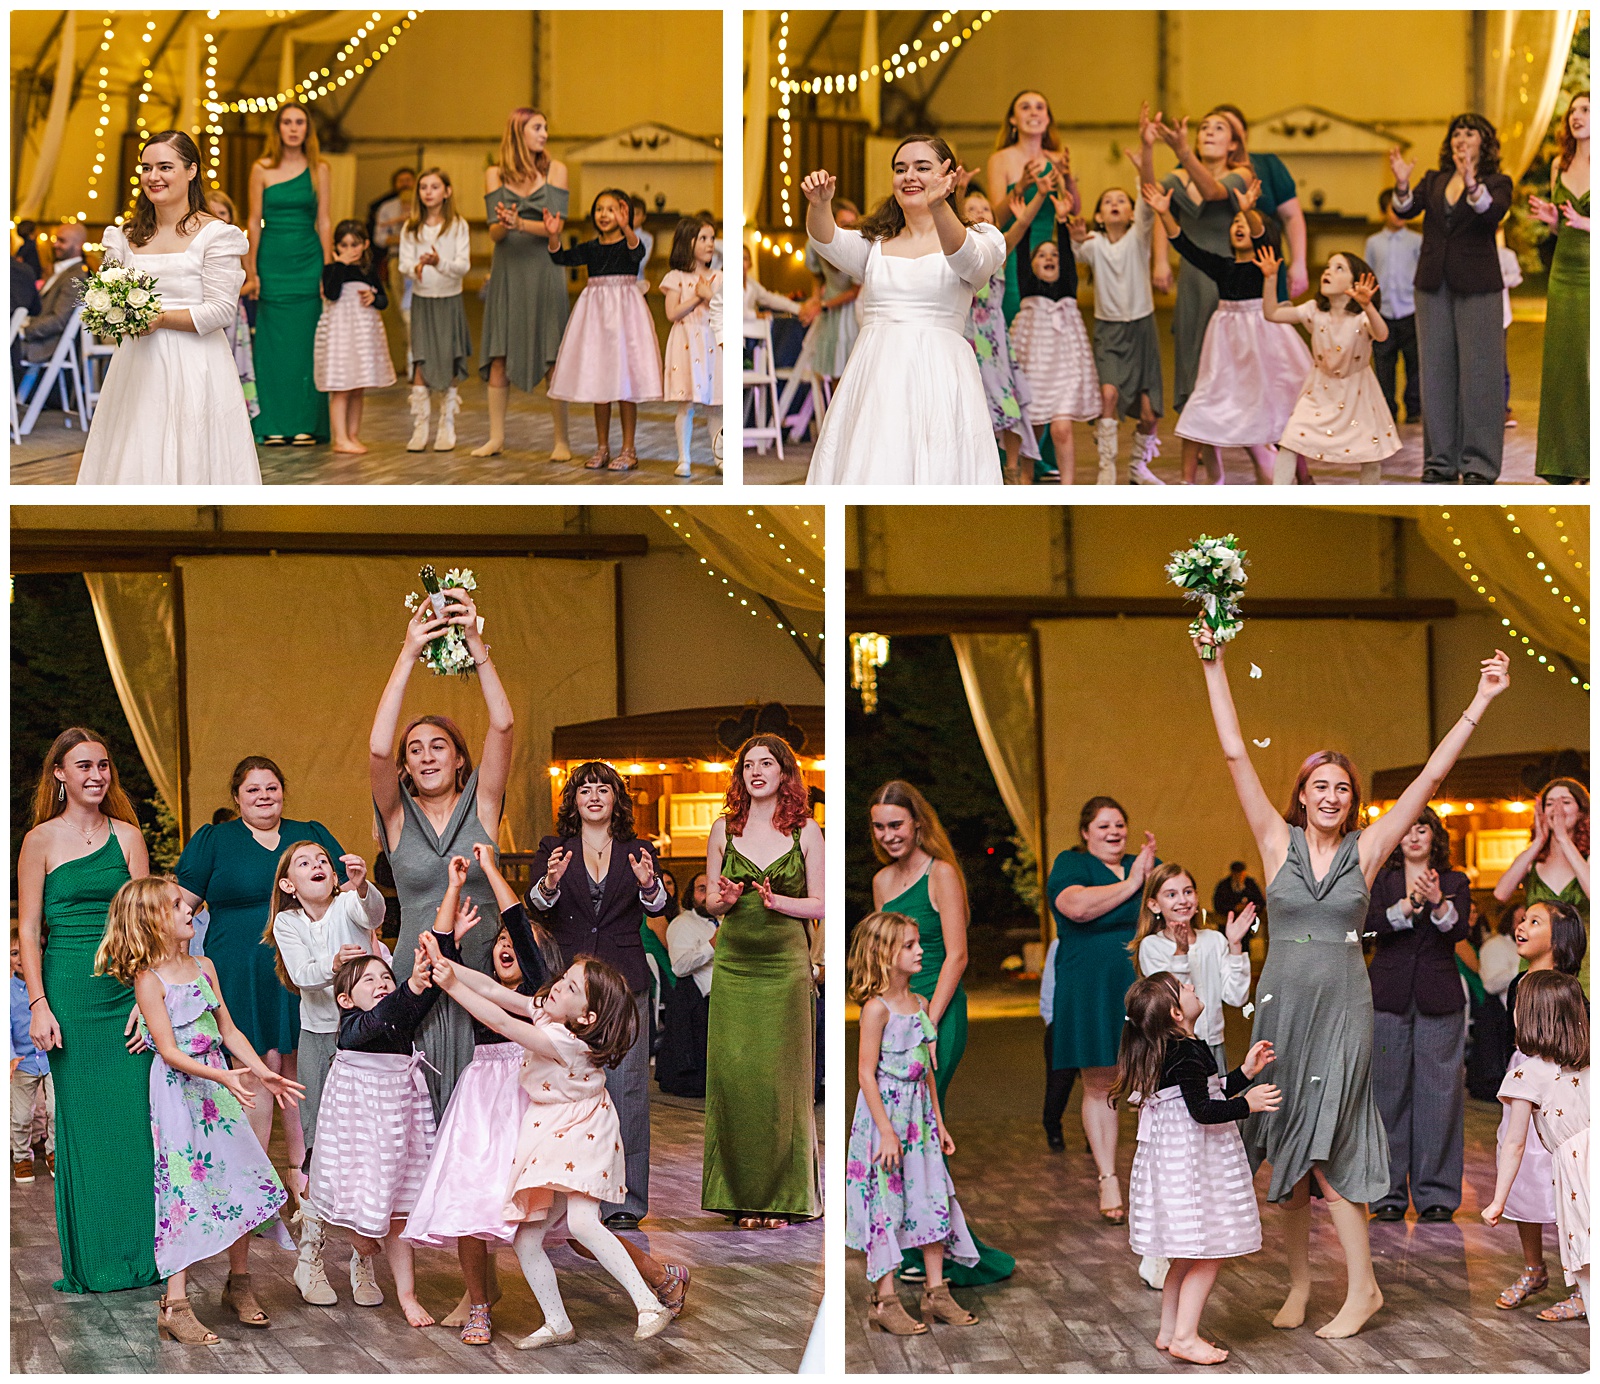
[1098,1172,1126,1224]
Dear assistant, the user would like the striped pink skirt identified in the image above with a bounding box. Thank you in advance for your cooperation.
[1010,296,1101,426]
[314,283,397,392]
[549,276,663,403]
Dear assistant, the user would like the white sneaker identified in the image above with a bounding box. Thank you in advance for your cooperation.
[350,1249,384,1307]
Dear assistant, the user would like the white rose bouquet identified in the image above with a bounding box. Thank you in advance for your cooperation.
[1166,533,1248,660]
[78,260,162,342]
[403,564,482,677]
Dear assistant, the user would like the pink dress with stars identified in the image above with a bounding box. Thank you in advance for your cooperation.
[502,1006,626,1221]
[1277,303,1400,466]
[1498,1053,1589,1285]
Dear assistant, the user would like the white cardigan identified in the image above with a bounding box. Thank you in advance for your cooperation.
[272,886,390,1033]
[398,216,471,298]
[1137,928,1250,1049]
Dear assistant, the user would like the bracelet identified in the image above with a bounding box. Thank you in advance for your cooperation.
[1460,711,1479,727]
[28,996,44,1009]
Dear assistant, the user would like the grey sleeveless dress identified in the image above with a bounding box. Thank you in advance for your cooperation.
[1242,827,1391,1205]
[376,766,499,1118]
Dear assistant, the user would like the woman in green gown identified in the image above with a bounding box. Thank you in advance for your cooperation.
[703,735,824,1226]
[1493,777,1590,994]
[1531,92,1589,482]
[15,729,157,1294]
[244,103,331,445]
[869,781,1016,1286]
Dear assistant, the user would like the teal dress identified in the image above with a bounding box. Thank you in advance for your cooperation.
[1047,850,1148,1070]
[888,866,1016,1286]
[1536,178,1589,480]
[176,816,345,1054]
[41,831,160,1293]
[252,167,329,442]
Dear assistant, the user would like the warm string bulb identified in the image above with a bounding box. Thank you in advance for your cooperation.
[212,11,419,115]
[84,19,119,219]
[658,509,825,642]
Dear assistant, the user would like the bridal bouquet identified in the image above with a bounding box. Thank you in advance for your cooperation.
[1166,534,1248,660]
[78,261,162,342]
[403,564,482,677]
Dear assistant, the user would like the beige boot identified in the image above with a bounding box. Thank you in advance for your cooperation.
[157,1295,220,1345]
[293,1210,337,1306]
[1094,417,1120,484]
[471,383,509,457]
[1128,428,1165,485]
[434,386,460,451]
[406,385,431,451]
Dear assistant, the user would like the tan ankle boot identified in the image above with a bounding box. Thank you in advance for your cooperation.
[868,1293,928,1335]
[921,1280,977,1326]
[157,1295,220,1345]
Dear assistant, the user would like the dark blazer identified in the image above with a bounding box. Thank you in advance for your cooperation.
[1399,169,1513,296]
[525,834,669,994]
[20,262,88,364]
[1366,864,1473,1015]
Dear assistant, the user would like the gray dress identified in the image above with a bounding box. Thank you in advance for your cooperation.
[479,183,571,392]
[1242,827,1391,1205]
[1161,169,1246,410]
[376,766,499,1118]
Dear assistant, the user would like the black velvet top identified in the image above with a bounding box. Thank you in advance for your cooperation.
[550,235,647,277]
[1171,230,1272,301]
[1014,232,1079,300]
[1161,1035,1252,1124]
[320,260,388,310]
[472,903,555,1047]
[336,929,457,1053]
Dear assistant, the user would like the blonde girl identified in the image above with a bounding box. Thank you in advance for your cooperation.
[399,167,472,451]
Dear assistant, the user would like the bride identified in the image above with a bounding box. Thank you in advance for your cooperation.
[77,130,262,485]
[802,136,1006,485]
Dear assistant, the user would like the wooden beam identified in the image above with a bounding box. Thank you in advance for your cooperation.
[847,594,1458,634]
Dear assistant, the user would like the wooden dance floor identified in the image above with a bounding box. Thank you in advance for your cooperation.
[844,1006,1589,1375]
[10,1090,822,1374]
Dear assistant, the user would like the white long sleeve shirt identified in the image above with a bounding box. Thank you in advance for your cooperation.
[271,886,389,1033]
[667,908,717,997]
[1137,928,1250,1048]
[1071,199,1156,322]
[398,217,471,298]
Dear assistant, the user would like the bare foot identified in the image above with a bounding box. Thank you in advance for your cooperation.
[1168,1336,1229,1365]
[332,440,368,454]
[1155,1334,1170,1351]
[1315,1284,1383,1339]
[1273,1285,1310,1329]
[400,1294,435,1328]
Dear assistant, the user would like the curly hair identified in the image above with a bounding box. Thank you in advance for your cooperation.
[554,761,637,840]
[722,734,811,837]
[1536,777,1589,862]
[1382,805,1453,874]
[856,135,971,243]
[1437,113,1502,177]
[95,876,180,986]
[847,910,918,1005]
[1284,751,1363,836]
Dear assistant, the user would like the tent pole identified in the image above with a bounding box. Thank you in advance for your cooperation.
[172,561,193,844]
[1031,627,1049,948]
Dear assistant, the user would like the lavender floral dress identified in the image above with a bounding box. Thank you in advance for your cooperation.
[144,972,286,1276]
[845,1002,979,1282]
[965,266,1040,459]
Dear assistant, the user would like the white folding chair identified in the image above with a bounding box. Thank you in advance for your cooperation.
[8,307,26,443]
[742,315,784,459]
[79,329,116,420]
[17,307,88,436]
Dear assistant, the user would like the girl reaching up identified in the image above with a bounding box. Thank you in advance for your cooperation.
[98,877,302,1345]
[1262,248,1399,484]
[314,219,397,455]
[1114,972,1279,1364]
[398,168,472,452]
[661,216,722,478]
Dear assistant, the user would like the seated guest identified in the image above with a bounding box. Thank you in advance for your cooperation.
[17,224,90,365]
[659,873,714,1097]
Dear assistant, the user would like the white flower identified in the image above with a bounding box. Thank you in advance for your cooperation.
[99,265,127,283]
[84,288,112,312]
[105,306,125,323]
[126,288,150,307]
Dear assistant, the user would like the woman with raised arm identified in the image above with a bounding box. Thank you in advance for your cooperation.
[1196,627,1510,1338]
[702,736,824,1227]
[369,589,513,1122]
[1493,778,1589,994]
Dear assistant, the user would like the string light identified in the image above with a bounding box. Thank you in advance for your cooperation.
[84,17,119,219]
[204,31,222,187]
[657,507,824,647]
[777,13,792,229]
[212,11,420,115]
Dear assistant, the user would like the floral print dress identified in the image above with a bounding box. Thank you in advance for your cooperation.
[144,972,286,1276]
[966,266,1041,459]
[845,1001,979,1282]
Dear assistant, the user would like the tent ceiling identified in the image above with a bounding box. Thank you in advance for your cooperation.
[552,705,825,761]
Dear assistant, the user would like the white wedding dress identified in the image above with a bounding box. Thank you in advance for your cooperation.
[77,219,262,485]
[804,221,1006,485]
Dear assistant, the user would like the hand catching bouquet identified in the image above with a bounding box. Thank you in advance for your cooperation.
[78,259,162,342]
[1166,534,1248,661]
[403,564,482,677]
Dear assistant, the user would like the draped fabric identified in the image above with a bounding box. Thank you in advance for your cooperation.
[84,572,181,823]
[745,10,770,223]
[950,634,1039,854]
[15,13,76,222]
[857,11,881,133]
[653,505,825,610]
[1483,10,1582,182]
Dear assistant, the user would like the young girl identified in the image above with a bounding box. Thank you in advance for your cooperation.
[1143,179,1312,485]
[661,215,721,478]
[1008,183,1099,481]
[1483,969,1589,1318]
[314,219,397,454]
[546,188,662,470]
[305,905,465,1328]
[203,190,260,420]
[1262,248,1399,484]
[264,841,387,1305]
[398,168,472,453]
[1489,899,1588,1319]
[1114,972,1280,1365]
[1129,863,1254,1076]
[427,938,675,1346]
[845,910,979,1336]
[97,877,301,1345]
[962,186,1040,485]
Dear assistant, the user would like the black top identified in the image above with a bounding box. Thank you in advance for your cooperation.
[11,257,41,316]
[1398,169,1514,296]
[526,835,670,993]
[472,903,555,1047]
[1213,876,1266,921]
[550,235,647,276]
[1171,230,1272,300]
[336,929,456,1053]
[320,260,389,310]
[1506,971,1529,1051]
[1014,233,1078,300]
[1365,865,1473,1015]
[1161,1035,1251,1124]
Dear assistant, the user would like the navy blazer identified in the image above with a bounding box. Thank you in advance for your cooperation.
[1399,169,1514,296]
[1366,864,1473,1015]
[525,834,668,994]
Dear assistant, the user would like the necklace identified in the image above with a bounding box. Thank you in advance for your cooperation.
[72,815,105,847]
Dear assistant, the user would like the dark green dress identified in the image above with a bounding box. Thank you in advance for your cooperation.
[252,167,330,442]
[1536,179,1589,480]
[1047,849,1146,1070]
[479,183,572,393]
[42,832,159,1293]
[889,865,1016,1286]
[701,831,820,1218]
[176,816,345,1054]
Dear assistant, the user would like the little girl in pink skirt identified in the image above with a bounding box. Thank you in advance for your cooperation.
[545,189,662,470]
[314,220,397,456]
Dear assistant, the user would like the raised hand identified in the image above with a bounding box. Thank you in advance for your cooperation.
[1560,202,1591,231]
[954,165,974,197]
[1242,1039,1276,1078]
[1133,830,1158,880]
[801,170,837,206]
[1476,649,1511,701]
[1141,182,1173,215]
[1236,175,1262,214]
[1550,805,1572,844]
[472,841,499,875]
[1528,195,1560,228]
[1388,147,1416,187]
[1066,215,1090,244]
[1530,803,1551,850]
[541,208,562,236]
[1244,1082,1282,1113]
[1253,244,1282,280]
[431,955,459,990]
[1192,625,1223,660]
[1348,272,1379,308]
[1138,101,1159,147]
[341,853,369,893]
[448,854,469,888]
[453,898,481,940]
[1156,116,1189,152]
[1416,868,1443,906]
[712,875,745,910]
[628,849,657,890]
[259,1070,307,1109]
[542,846,573,894]
[1023,155,1048,188]
[1051,192,1074,223]
[1007,189,1030,224]
[333,942,369,969]
[403,599,452,658]
[925,159,960,204]
[1225,901,1256,948]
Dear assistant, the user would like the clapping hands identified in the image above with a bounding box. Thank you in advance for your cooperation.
[1224,901,1257,948]
[1388,147,1416,188]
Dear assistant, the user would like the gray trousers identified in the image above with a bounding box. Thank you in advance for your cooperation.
[1414,283,1505,483]
[1371,1004,1466,1213]
[295,1027,340,1161]
[602,993,651,1219]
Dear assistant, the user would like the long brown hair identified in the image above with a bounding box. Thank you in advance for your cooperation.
[857,135,971,243]
[403,167,463,238]
[1110,972,1183,1108]
[1200,106,1255,171]
[124,131,207,247]
[262,840,336,995]
[542,956,638,1069]
[994,89,1063,153]
[1513,969,1590,1070]
[1556,91,1590,174]
[554,761,637,840]
[724,735,811,837]
[497,107,551,186]
[1536,777,1590,862]
[867,780,967,905]
[263,103,323,170]
[1284,751,1363,836]
[396,715,473,796]
[1126,862,1200,959]
[32,728,141,829]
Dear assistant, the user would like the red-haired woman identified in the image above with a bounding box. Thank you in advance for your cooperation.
[1198,627,1510,1337]
[702,735,825,1227]
[1495,777,1590,994]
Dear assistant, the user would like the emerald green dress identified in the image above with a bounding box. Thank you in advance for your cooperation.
[252,167,329,442]
[1524,867,1589,996]
[888,866,1016,1286]
[1536,178,1589,481]
[41,833,159,1293]
[701,830,820,1218]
